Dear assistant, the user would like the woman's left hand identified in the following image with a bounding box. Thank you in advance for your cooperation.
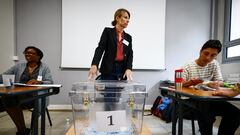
[123,69,133,81]
[26,79,42,84]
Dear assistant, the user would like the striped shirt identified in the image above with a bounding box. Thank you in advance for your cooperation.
[182,59,223,81]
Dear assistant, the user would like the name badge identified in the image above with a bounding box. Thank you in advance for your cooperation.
[37,76,42,81]
[123,39,129,46]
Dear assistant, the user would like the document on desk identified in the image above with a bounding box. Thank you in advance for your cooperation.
[194,84,216,91]
[14,83,62,87]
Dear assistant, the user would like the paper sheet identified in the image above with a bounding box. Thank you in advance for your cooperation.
[14,83,62,87]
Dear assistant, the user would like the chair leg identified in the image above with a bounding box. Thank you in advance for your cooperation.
[191,119,195,135]
[46,108,52,126]
[30,110,34,131]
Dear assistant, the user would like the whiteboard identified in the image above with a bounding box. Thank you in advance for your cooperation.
[61,0,166,70]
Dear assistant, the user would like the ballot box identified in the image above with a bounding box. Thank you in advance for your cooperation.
[69,81,147,135]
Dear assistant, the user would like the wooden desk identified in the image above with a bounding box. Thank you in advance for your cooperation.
[0,85,60,135]
[161,86,240,101]
[65,124,152,135]
[160,86,240,135]
[0,86,53,95]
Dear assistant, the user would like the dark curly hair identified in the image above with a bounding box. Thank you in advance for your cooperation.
[23,46,43,60]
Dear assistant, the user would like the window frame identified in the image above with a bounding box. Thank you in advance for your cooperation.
[222,0,240,63]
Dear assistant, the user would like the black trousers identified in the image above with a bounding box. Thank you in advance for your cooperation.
[197,101,240,135]
[101,61,126,81]
[99,61,126,110]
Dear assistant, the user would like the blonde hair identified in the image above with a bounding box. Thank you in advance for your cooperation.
[111,8,130,26]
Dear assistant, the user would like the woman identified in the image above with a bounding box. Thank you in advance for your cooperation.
[0,46,53,135]
[1,46,53,84]
[88,8,133,81]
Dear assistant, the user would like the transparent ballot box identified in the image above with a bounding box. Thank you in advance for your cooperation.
[69,81,147,135]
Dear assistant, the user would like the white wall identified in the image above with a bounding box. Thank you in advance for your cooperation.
[0,0,15,73]
[15,0,212,106]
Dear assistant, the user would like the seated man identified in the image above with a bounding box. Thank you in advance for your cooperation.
[182,40,240,135]
[0,46,53,135]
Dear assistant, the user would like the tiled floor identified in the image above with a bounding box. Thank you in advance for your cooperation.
[0,110,72,135]
[0,110,239,135]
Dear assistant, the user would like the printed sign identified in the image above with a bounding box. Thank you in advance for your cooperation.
[96,110,127,132]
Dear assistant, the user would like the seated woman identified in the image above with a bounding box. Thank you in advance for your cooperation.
[0,46,53,135]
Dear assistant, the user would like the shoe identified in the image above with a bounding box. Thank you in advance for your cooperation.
[16,128,31,135]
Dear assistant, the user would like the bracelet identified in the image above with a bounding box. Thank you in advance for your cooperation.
[232,83,240,93]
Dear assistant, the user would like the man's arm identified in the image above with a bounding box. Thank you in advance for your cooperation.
[183,78,203,87]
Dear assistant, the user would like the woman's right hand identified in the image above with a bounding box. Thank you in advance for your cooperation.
[88,65,98,81]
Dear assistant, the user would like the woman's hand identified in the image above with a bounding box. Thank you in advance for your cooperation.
[123,69,133,81]
[88,65,98,81]
[26,79,42,84]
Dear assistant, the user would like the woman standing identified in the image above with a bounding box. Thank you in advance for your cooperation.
[88,8,133,81]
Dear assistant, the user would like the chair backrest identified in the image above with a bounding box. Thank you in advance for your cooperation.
[0,97,5,112]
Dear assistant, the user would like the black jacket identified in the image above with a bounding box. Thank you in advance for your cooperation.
[91,27,133,74]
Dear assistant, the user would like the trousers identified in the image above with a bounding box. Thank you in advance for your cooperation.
[197,101,240,135]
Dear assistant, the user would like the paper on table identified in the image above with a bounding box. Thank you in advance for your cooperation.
[235,95,240,98]
[194,84,216,91]
[14,83,62,87]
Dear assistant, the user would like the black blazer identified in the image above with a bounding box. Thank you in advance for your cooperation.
[91,27,133,74]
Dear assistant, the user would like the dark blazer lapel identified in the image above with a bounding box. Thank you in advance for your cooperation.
[123,31,128,52]
[110,28,117,46]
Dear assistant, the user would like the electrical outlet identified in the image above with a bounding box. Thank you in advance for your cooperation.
[12,56,19,61]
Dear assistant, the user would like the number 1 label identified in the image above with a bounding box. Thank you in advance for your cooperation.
[96,110,126,132]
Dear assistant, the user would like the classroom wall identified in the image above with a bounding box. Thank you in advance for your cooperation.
[15,0,212,106]
[0,0,15,73]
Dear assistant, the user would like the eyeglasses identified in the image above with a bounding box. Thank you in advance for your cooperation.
[24,51,37,55]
